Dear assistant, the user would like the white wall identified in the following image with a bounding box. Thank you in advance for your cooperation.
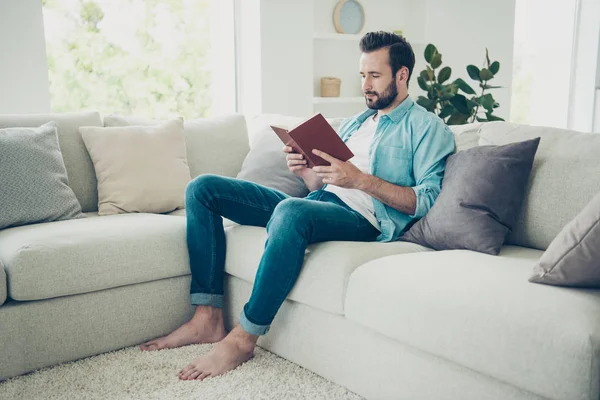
[0,0,51,114]
[259,0,314,117]
[236,0,314,117]
[246,0,516,119]
[568,0,600,132]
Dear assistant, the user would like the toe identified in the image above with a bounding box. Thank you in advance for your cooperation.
[188,370,202,380]
[181,366,196,380]
[197,372,211,380]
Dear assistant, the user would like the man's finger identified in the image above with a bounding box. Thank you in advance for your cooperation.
[312,166,334,173]
[312,149,339,163]
[288,159,306,166]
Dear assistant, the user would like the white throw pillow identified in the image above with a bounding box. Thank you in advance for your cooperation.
[79,119,191,215]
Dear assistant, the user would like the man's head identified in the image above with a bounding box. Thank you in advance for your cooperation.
[359,31,415,111]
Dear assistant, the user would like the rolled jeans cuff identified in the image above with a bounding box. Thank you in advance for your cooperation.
[190,293,224,309]
[240,309,270,336]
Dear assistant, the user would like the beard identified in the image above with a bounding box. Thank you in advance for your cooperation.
[364,78,398,110]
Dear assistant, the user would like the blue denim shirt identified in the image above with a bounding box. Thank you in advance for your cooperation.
[329,97,455,242]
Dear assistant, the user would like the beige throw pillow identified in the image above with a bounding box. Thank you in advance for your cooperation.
[79,119,191,216]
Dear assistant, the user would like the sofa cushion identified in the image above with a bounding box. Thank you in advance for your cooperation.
[0,122,85,229]
[479,122,600,250]
[0,260,6,306]
[237,114,346,197]
[529,191,600,287]
[223,225,431,315]
[103,113,249,179]
[345,246,600,400]
[401,137,540,255]
[448,122,483,152]
[0,111,103,212]
[80,119,191,215]
[0,214,190,301]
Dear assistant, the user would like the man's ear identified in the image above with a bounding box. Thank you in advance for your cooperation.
[397,67,408,86]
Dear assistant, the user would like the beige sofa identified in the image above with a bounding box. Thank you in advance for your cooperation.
[1,111,600,400]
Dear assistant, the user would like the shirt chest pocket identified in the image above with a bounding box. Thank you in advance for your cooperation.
[376,146,413,183]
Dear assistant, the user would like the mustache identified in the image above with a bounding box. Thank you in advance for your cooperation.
[364,91,378,96]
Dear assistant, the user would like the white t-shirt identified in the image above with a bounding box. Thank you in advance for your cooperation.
[324,115,380,230]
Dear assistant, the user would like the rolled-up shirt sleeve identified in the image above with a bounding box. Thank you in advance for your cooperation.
[409,119,455,219]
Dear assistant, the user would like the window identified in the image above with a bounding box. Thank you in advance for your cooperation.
[42,0,235,119]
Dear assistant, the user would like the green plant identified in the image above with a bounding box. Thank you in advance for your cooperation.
[416,44,504,125]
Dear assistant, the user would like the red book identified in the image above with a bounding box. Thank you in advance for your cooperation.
[270,113,354,168]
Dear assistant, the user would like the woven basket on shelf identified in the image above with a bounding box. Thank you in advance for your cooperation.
[320,77,341,97]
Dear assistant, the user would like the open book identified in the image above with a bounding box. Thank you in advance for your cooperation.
[270,113,354,168]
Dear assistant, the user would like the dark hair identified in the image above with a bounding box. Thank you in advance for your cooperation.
[359,31,415,87]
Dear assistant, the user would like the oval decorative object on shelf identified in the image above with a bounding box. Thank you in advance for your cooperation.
[333,0,365,35]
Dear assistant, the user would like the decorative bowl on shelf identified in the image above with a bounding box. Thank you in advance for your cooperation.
[333,0,365,35]
[320,77,341,97]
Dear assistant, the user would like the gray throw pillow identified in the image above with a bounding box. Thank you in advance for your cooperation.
[529,192,600,287]
[400,137,541,255]
[0,122,84,230]
[236,122,309,197]
[237,116,346,197]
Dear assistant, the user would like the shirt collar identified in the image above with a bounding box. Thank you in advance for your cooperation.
[354,96,414,125]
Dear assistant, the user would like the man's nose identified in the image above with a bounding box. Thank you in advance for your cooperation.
[362,78,371,92]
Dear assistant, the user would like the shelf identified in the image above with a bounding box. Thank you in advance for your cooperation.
[313,96,365,104]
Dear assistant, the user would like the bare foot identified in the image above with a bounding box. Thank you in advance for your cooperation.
[177,325,258,380]
[139,306,226,351]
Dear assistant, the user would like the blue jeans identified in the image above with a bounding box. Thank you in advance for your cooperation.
[185,174,380,335]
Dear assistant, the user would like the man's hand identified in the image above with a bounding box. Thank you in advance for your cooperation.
[283,146,311,178]
[283,146,325,191]
[312,149,366,189]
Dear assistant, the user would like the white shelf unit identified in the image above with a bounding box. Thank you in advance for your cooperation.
[311,0,427,118]
[313,96,365,104]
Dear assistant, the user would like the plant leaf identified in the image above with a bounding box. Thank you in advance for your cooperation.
[476,116,489,122]
[424,44,437,64]
[420,70,430,82]
[426,65,434,80]
[466,65,481,81]
[438,66,451,84]
[447,112,469,125]
[449,94,470,115]
[479,93,495,112]
[417,76,429,91]
[481,84,502,90]
[486,112,504,121]
[479,68,494,81]
[430,53,442,69]
[489,61,500,75]
[486,48,491,68]
[466,99,479,110]
[439,104,454,119]
[417,96,436,112]
[453,78,476,95]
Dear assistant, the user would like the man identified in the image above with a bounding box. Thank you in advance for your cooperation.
[140,31,455,381]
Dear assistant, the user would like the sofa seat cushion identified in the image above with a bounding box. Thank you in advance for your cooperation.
[0,260,6,306]
[345,246,600,400]
[0,214,190,301]
[223,225,431,315]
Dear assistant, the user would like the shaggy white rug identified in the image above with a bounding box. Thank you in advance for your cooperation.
[0,344,363,400]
